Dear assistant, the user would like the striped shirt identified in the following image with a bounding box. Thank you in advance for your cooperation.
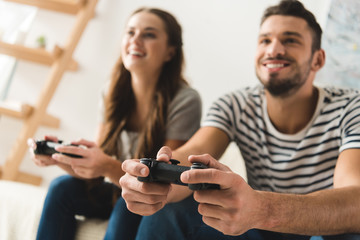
[202,85,360,194]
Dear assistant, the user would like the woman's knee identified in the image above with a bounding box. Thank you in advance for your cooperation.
[47,175,84,200]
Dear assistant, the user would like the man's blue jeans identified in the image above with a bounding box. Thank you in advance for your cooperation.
[36,175,142,240]
[136,194,359,240]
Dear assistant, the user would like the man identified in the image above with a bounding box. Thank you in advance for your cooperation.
[120,0,360,239]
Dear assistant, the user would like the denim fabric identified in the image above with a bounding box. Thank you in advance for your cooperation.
[104,196,142,240]
[311,235,360,240]
[36,175,142,240]
[36,176,359,240]
[135,195,311,240]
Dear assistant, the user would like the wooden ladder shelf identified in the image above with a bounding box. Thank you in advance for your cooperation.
[0,0,98,185]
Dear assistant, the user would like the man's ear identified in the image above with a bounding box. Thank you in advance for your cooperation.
[311,49,325,71]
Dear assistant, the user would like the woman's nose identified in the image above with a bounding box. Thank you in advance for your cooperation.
[130,33,142,45]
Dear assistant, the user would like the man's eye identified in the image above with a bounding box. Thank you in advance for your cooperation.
[284,38,297,44]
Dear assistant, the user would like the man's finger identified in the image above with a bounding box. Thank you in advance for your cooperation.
[181,168,241,190]
[188,154,231,171]
[156,146,172,161]
[122,159,149,177]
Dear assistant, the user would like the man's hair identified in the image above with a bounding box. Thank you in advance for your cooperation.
[261,0,322,52]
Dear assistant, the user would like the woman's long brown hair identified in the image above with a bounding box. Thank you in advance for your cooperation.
[99,7,187,160]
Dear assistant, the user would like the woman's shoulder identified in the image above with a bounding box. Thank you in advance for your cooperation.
[174,83,201,102]
[168,83,202,113]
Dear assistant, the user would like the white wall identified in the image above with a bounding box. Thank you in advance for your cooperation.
[0,0,331,187]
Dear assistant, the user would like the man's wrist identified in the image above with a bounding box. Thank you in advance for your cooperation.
[254,191,282,231]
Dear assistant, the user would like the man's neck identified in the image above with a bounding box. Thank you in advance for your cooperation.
[266,86,319,134]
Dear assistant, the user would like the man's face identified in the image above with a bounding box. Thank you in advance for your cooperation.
[255,15,314,97]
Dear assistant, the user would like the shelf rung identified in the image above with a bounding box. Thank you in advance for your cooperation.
[0,101,60,128]
[0,41,78,71]
[0,102,33,118]
[4,0,85,15]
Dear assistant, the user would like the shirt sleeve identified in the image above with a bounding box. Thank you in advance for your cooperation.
[166,86,202,140]
[201,93,236,141]
[339,94,360,152]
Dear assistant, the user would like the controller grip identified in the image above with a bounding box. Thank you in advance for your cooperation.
[189,162,220,190]
[137,159,220,190]
[138,159,189,186]
[188,183,220,190]
[34,140,82,158]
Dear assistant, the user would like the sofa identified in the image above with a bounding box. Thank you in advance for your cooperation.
[0,180,108,240]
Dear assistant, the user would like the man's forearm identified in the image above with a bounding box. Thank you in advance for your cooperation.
[259,186,360,235]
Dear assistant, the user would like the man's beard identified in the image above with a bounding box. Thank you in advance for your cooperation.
[264,72,304,97]
[256,57,313,98]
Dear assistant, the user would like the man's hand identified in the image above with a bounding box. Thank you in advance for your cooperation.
[181,154,264,236]
[119,147,173,216]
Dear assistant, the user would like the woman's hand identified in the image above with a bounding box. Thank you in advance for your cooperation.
[28,136,59,167]
[51,138,113,179]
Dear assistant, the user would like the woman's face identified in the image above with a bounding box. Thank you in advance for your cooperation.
[122,11,174,76]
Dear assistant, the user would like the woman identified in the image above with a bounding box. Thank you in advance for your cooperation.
[29,7,201,240]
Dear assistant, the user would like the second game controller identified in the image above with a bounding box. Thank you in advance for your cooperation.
[137,158,220,190]
[34,140,82,158]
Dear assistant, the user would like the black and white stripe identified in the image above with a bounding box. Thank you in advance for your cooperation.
[202,85,360,194]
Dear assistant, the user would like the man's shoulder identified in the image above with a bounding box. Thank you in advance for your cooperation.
[322,86,359,95]
[320,86,360,103]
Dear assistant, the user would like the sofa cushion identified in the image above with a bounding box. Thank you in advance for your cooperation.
[0,180,108,240]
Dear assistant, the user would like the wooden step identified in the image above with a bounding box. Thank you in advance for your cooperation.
[0,41,78,71]
[4,0,85,15]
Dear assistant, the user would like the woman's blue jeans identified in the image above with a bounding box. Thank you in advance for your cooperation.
[36,175,142,240]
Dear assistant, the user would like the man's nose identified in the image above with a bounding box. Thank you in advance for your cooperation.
[266,40,285,57]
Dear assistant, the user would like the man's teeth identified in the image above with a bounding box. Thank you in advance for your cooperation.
[266,63,285,68]
[129,50,144,56]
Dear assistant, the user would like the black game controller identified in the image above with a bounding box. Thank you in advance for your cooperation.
[34,140,82,158]
[137,158,220,190]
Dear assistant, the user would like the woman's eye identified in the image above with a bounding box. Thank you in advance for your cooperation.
[143,32,156,38]
[259,39,270,45]
[126,30,135,36]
